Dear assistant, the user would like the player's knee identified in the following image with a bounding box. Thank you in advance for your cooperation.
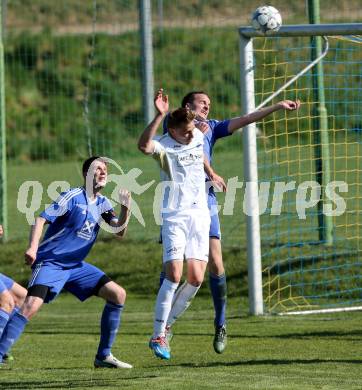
[166,272,182,284]
[187,276,204,287]
[208,261,224,276]
[11,284,27,307]
[108,284,126,305]
[115,286,126,305]
[0,292,15,313]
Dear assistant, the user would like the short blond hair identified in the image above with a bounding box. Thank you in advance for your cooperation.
[167,108,196,129]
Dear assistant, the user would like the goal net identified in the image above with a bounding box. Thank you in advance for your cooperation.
[240,25,362,314]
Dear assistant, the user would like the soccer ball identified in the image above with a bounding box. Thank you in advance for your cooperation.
[251,5,282,34]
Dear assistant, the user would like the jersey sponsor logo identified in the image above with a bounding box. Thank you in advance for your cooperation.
[173,144,181,149]
[176,151,203,167]
[77,220,96,240]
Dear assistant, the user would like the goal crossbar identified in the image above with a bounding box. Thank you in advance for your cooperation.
[239,23,362,38]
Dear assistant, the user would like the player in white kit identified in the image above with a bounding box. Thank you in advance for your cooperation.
[138,89,210,360]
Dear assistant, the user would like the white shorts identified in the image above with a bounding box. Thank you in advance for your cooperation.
[162,210,210,263]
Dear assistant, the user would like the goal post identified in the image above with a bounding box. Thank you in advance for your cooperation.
[239,23,362,315]
[239,35,263,315]
[0,1,7,242]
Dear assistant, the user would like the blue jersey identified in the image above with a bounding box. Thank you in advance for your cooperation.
[0,273,14,293]
[36,187,116,267]
[202,119,231,165]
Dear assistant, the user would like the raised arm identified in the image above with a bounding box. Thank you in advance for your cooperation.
[138,88,169,154]
[25,216,48,266]
[108,189,132,238]
[228,99,301,134]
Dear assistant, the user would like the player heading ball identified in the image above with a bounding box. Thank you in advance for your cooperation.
[138,89,210,360]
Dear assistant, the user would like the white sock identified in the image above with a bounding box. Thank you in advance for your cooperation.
[153,279,179,338]
[166,281,200,328]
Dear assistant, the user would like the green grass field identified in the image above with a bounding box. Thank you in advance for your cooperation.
[6,140,362,307]
[0,294,361,390]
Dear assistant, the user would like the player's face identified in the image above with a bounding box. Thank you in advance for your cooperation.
[187,94,211,121]
[92,161,108,189]
[169,122,195,144]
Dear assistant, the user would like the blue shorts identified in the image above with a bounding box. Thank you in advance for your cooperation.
[0,273,14,294]
[28,261,106,303]
[208,194,221,239]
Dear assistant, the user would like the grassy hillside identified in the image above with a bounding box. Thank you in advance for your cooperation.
[5,0,362,30]
[4,27,362,162]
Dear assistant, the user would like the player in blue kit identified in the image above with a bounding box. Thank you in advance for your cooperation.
[0,225,27,365]
[0,157,133,368]
[162,91,301,353]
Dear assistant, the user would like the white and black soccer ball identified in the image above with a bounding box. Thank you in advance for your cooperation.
[251,5,282,34]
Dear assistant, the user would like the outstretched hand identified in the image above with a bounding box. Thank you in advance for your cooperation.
[118,189,132,210]
[279,99,301,111]
[154,88,169,116]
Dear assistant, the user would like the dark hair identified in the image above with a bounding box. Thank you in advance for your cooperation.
[181,91,209,108]
[167,108,196,130]
[82,156,106,175]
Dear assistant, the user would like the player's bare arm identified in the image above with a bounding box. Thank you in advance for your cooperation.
[138,88,169,154]
[228,99,301,133]
[108,189,132,238]
[204,157,226,192]
[24,217,48,266]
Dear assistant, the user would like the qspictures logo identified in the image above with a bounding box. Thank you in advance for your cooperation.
[16,157,348,230]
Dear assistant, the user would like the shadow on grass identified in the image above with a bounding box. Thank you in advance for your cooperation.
[169,358,362,368]
[0,374,159,389]
[24,330,362,341]
[25,330,151,336]
[229,330,362,339]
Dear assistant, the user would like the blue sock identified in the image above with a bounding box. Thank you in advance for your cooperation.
[3,307,21,356]
[0,309,10,338]
[159,271,165,288]
[209,273,227,328]
[10,306,20,319]
[0,311,28,361]
[96,302,123,360]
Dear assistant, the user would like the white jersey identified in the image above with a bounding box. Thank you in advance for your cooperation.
[152,128,208,215]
